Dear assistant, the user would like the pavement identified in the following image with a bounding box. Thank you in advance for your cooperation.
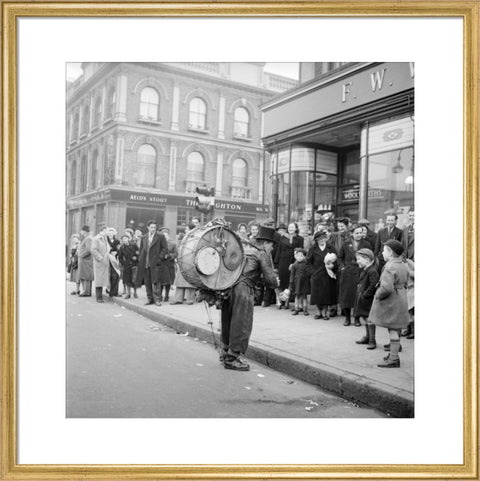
[103,285,414,418]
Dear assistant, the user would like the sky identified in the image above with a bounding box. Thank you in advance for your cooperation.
[66,62,299,82]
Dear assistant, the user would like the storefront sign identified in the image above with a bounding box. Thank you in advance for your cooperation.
[70,188,270,215]
[340,186,384,202]
[66,190,111,209]
[262,62,414,139]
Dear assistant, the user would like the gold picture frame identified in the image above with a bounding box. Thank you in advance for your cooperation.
[1,1,478,479]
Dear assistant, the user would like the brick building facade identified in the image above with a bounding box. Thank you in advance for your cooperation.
[66,62,297,238]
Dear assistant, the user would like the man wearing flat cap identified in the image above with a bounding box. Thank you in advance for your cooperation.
[374,212,403,269]
[221,225,279,371]
[77,225,94,297]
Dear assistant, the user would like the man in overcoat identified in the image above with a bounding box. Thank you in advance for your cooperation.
[135,220,169,306]
[402,210,415,261]
[77,225,94,297]
[91,224,110,303]
[374,213,403,268]
[221,226,279,371]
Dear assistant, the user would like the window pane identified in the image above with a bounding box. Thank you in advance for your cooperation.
[137,144,156,187]
[232,158,247,186]
[342,149,360,184]
[367,147,414,227]
[187,152,204,181]
[140,88,159,120]
[189,98,206,129]
[234,108,249,136]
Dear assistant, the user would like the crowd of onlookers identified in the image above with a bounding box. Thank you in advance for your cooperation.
[68,210,414,368]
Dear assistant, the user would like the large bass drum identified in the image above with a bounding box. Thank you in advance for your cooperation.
[177,224,245,291]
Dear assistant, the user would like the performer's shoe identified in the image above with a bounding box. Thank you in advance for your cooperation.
[144,300,154,305]
[218,349,228,363]
[224,356,250,371]
[78,293,90,297]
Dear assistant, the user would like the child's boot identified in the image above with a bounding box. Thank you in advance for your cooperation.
[356,325,369,344]
[367,324,376,349]
[378,339,400,367]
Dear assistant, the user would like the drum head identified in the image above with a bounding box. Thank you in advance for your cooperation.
[195,246,221,275]
[223,241,243,271]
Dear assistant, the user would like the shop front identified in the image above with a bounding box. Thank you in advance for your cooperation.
[262,62,414,232]
[66,187,269,239]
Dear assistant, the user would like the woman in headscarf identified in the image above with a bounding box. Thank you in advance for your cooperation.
[306,230,337,319]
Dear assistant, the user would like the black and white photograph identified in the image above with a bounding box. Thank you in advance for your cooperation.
[65,61,414,419]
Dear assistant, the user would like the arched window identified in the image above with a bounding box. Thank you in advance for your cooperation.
[82,104,90,134]
[106,87,116,119]
[234,107,250,137]
[93,97,102,127]
[186,151,205,181]
[80,155,87,192]
[72,112,79,141]
[232,158,249,199]
[139,87,159,120]
[70,160,77,195]
[91,149,99,189]
[137,144,157,187]
[189,97,207,129]
[232,158,248,186]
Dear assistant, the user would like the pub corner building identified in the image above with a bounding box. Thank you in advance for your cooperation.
[65,62,297,240]
[262,62,414,236]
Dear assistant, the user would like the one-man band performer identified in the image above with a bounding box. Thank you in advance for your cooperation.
[220,225,279,371]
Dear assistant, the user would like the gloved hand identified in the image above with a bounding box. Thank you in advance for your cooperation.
[279,289,291,302]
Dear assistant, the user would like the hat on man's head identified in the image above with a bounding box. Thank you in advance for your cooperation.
[357,218,370,226]
[356,248,374,261]
[384,239,404,256]
[81,225,90,232]
[263,217,275,227]
[276,223,287,231]
[314,230,328,240]
[159,227,170,234]
[256,226,276,243]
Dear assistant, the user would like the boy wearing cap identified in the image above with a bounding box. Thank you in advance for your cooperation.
[353,248,379,349]
[369,240,410,367]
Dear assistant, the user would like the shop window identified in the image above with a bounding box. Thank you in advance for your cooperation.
[234,107,249,137]
[93,97,102,128]
[341,149,360,184]
[106,87,116,120]
[189,97,207,130]
[136,144,157,187]
[139,87,159,121]
[177,208,188,228]
[80,155,87,192]
[70,160,77,195]
[367,146,414,227]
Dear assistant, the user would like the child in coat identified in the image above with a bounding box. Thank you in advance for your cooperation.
[289,248,310,316]
[353,248,379,349]
[369,240,410,368]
